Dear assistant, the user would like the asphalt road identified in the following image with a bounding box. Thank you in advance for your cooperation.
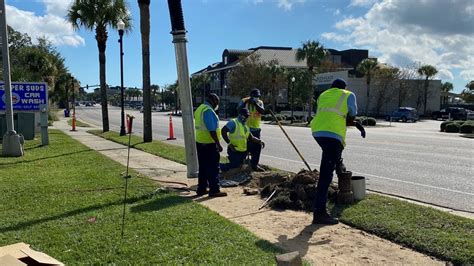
[76,106,474,213]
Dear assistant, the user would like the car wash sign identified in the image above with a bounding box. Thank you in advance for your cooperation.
[0,82,48,111]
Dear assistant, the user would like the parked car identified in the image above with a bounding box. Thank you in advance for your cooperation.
[432,107,468,120]
[467,110,474,120]
[385,107,419,122]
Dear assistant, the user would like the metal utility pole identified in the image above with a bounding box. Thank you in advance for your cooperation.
[118,20,126,136]
[167,0,198,178]
[1,0,23,157]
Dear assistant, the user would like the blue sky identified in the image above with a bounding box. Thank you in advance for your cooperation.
[5,0,474,93]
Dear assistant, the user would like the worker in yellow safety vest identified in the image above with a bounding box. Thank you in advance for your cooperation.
[310,79,366,225]
[238,88,265,171]
[194,93,227,197]
[220,108,264,172]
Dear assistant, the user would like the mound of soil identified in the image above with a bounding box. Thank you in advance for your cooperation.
[260,169,338,212]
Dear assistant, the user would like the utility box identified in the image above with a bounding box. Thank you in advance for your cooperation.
[0,113,35,140]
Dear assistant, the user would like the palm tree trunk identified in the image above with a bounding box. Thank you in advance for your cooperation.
[98,40,109,132]
[139,0,152,142]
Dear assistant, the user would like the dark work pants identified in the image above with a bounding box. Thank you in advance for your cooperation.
[220,147,247,172]
[196,142,220,194]
[247,129,262,168]
[314,137,343,214]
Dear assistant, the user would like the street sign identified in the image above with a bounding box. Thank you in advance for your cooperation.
[0,82,48,111]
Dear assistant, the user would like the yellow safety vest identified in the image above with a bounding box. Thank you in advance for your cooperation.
[194,104,221,144]
[229,118,250,152]
[310,88,350,146]
[243,97,263,129]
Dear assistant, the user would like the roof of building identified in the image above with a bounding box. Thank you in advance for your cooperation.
[253,48,307,68]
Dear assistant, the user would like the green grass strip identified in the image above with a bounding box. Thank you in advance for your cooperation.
[88,130,229,164]
[0,130,279,264]
[67,119,91,128]
[91,129,474,264]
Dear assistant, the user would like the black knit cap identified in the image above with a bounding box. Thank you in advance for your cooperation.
[331,79,347,89]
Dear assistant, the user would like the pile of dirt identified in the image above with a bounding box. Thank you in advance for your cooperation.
[259,169,338,212]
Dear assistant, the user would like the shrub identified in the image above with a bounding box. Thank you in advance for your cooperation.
[440,121,451,132]
[445,123,460,133]
[460,120,474,133]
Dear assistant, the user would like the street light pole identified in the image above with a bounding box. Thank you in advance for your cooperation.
[1,0,23,157]
[167,0,199,178]
[118,20,126,136]
[291,76,295,120]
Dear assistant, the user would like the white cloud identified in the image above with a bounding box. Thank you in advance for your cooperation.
[249,0,305,11]
[323,0,474,83]
[349,0,378,7]
[6,1,84,47]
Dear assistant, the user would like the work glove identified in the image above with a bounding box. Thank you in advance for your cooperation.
[355,122,366,138]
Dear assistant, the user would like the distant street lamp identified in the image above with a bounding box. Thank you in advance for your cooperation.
[291,76,295,120]
[118,19,126,136]
[223,84,227,118]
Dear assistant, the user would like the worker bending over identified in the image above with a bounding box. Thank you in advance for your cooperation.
[220,108,264,172]
[311,79,365,225]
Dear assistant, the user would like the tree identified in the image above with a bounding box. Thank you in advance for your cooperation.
[461,80,474,103]
[357,58,379,116]
[191,73,210,105]
[68,0,131,132]
[138,0,152,142]
[441,82,453,92]
[396,64,419,107]
[373,67,399,115]
[417,64,438,114]
[286,68,311,115]
[228,54,272,101]
[295,40,327,121]
[151,84,160,107]
[266,61,286,112]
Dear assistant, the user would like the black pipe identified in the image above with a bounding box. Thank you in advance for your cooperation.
[167,0,185,33]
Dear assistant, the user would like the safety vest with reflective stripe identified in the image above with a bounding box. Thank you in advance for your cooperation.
[310,88,351,146]
[229,118,250,152]
[242,97,263,129]
[194,104,221,144]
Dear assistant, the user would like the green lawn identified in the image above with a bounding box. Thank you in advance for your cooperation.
[0,130,279,264]
[90,130,474,264]
[88,130,228,164]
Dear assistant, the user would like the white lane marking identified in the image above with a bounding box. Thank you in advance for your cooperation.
[261,154,474,197]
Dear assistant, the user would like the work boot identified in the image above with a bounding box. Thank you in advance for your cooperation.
[209,191,228,197]
[196,189,209,196]
[312,212,339,225]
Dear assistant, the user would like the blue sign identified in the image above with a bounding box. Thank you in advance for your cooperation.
[0,82,48,111]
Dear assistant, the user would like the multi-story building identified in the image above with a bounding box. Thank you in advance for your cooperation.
[192,46,369,117]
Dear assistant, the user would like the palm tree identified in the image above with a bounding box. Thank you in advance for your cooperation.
[295,40,327,121]
[138,0,152,142]
[417,65,438,115]
[68,0,131,132]
[357,58,379,116]
[267,63,284,112]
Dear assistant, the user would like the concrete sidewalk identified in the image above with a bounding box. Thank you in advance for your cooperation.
[54,118,441,265]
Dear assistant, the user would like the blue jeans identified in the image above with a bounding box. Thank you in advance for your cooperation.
[196,142,220,194]
[248,128,262,169]
[220,148,247,172]
[313,137,343,214]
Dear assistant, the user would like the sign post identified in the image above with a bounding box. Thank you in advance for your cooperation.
[0,0,23,156]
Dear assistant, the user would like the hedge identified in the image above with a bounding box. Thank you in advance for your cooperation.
[460,120,474,133]
[445,123,460,133]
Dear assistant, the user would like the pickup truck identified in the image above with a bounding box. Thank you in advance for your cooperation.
[431,107,468,120]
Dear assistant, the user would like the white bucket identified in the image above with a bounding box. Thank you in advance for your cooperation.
[351,176,366,200]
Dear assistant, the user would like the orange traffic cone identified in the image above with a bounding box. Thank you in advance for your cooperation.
[167,114,176,140]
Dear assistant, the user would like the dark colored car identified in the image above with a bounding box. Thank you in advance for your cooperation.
[432,107,467,120]
[385,107,419,122]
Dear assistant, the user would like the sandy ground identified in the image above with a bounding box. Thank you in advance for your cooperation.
[191,188,443,265]
[57,121,443,265]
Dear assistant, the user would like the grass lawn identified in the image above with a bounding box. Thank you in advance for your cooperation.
[88,130,228,164]
[67,118,91,127]
[0,130,279,264]
[90,130,474,264]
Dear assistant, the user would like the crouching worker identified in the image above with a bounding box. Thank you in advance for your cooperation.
[220,108,264,172]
